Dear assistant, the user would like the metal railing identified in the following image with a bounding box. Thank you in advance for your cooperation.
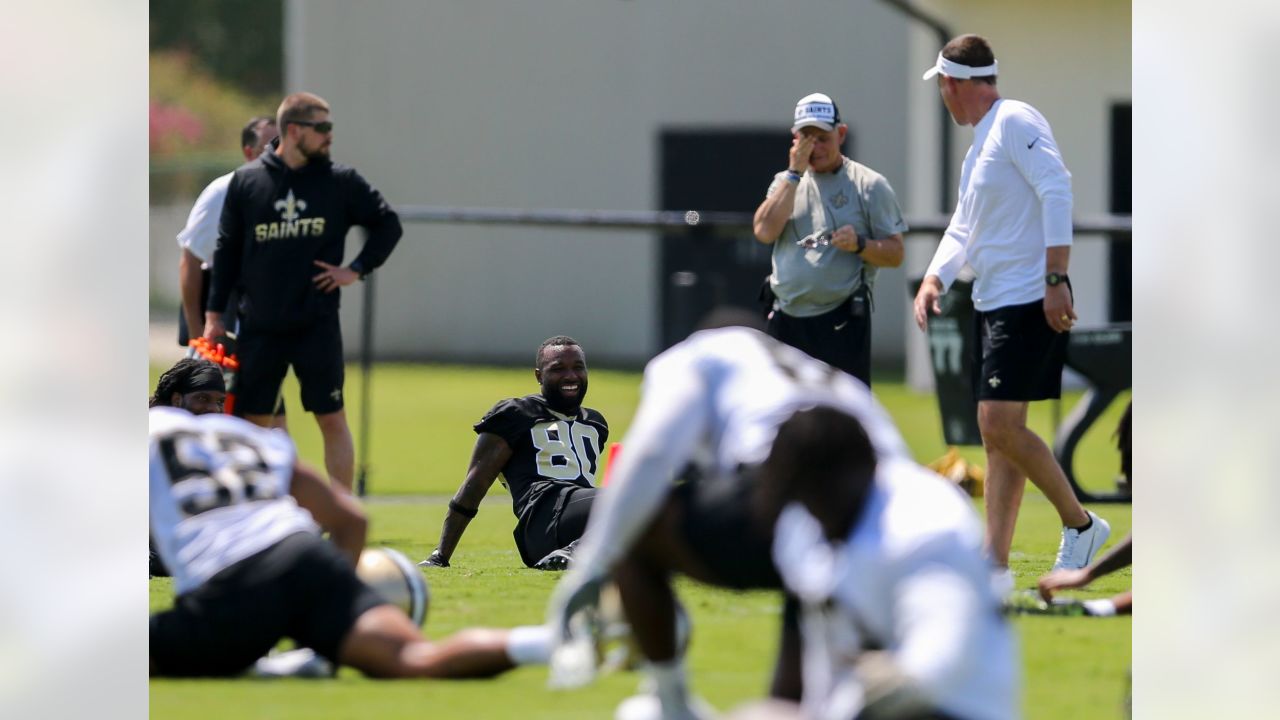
[354,205,1130,495]
[392,205,1132,239]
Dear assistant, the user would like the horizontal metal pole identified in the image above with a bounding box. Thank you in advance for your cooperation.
[150,152,248,174]
[394,205,1131,238]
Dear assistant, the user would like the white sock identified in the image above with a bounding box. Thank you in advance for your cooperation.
[1082,599,1118,617]
[505,625,553,665]
[648,658,689,711]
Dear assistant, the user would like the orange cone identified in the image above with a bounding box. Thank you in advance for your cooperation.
[600,443,623,487]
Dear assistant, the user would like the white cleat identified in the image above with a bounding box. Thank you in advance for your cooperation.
[249,648,334,679]
[1051,511,1111,571]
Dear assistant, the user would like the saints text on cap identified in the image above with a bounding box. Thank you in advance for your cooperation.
[792,93,842,132]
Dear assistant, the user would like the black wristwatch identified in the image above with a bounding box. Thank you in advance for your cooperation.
[1045,272,1069,287]
[854,234,867,255]
[349,259,368,281]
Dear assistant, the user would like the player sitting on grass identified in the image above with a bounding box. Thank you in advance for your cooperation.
[149,406,555,679]
[421,336,608,571]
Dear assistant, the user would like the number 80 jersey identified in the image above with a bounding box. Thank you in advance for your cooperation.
[149,407,319,595]
[474,395,609,520]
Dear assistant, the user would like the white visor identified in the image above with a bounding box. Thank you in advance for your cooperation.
[921,53,998,80]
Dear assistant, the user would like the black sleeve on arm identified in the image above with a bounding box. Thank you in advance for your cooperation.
[346,169,402,273]
[474,399,533,447]
[588,409,609,443]
[208,173,245,314]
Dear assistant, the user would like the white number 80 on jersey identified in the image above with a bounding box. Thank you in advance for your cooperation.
[531,420,602,485]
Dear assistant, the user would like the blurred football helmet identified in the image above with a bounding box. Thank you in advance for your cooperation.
[356,547,430,626]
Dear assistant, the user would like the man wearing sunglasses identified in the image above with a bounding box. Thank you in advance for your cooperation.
[205,91,403,493]
[751,93,908,385]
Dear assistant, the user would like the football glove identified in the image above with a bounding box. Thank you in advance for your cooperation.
[546,569,606,688]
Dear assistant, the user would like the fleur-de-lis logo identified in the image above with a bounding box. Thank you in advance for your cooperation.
[274,190,308,221]
[831,190,849,209]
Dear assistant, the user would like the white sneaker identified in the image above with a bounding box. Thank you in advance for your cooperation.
[250,648,335,678]
[990,567,1015,599]
[614,693,717,720]
[1051,511,1111,571]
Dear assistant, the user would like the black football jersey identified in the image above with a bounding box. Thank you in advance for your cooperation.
[474,395,608,521]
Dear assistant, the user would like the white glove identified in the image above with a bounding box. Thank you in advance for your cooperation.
[546,569,606,689]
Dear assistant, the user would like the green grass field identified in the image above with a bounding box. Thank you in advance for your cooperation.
[148,362,1131,719]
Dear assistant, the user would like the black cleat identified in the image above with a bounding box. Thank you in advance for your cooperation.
[534,540,578,571]
[418,549,450,568]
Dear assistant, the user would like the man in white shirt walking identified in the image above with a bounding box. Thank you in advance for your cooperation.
[911,34,1109,595]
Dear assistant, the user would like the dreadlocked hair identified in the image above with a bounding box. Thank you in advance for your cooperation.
[150,358,220,407]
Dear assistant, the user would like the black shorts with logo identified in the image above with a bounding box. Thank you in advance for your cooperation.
[766,290,872,386]
[236,315,345,415]
[149,532,387,677]
[972,298,1069,401]
[671,472,782,591]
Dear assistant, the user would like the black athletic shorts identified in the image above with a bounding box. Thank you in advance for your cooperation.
[972,298,1069,402]
[516,485,597,567]
[672,473,782,591]
[766,290,872,386]
[149,532,387,677]
[236,315,345,415]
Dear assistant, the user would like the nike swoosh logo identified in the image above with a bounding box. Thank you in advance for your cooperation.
[834,321,848,331]
[1027,137,1040,149]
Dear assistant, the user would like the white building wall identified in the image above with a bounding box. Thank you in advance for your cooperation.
[149,2,1127,369]
[279,0,912,365]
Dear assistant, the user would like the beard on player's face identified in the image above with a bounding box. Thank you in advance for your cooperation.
[538,345,588,414]
[542,375,587,414]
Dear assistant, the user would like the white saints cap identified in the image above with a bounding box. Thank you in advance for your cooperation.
[921,52,999,80]
[792,93,842,132]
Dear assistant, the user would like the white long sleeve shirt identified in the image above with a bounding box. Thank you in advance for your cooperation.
[567,326,910,580]
[926,98,1073,311]
[774,460,1019,720]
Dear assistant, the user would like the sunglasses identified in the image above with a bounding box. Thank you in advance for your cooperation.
[795,231,833,249]
[291,120,334,133]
